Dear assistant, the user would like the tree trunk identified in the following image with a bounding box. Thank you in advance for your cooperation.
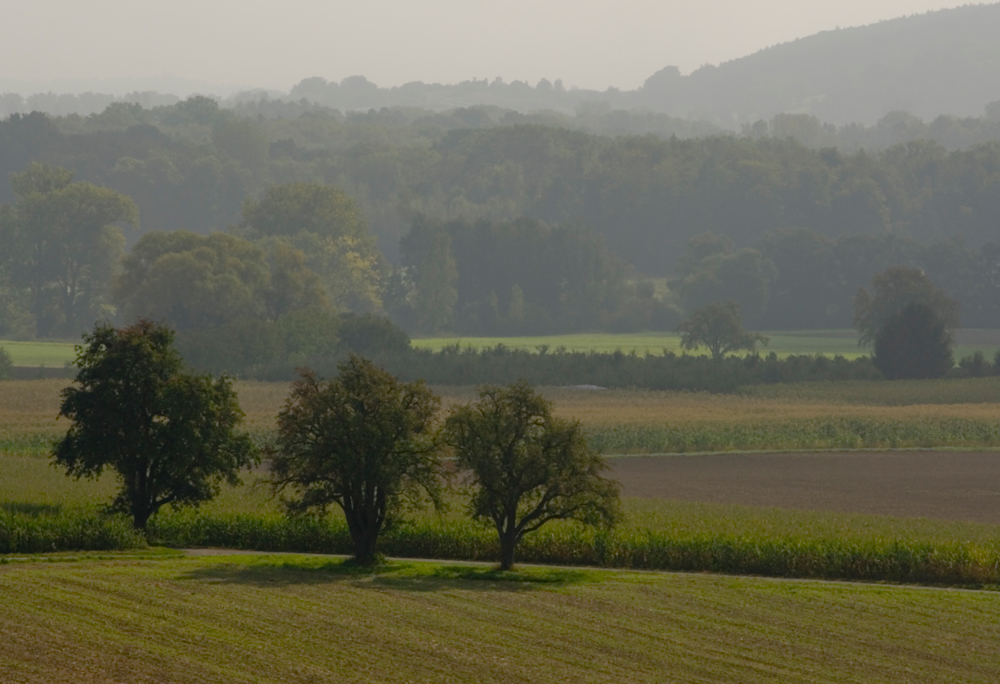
[352,529,379,565]
[345,511,381,565]
[499,532,517,571]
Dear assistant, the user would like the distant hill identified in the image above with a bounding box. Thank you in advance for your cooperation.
[3,4,1000,129]
[638,3,1000,126]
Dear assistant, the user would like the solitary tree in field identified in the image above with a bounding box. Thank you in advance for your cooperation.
[677,301,768,361]
[445,382,619,571]
[269,357,445,565]
[54,320,257,529]
[854,267,959,379]
[853,266,960,347]
[872,302,954,380]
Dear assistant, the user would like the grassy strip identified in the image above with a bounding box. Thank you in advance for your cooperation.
[144,511,1000,586]
[585,417,1000,453]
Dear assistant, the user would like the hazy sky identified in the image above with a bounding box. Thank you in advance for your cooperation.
[2,0,985,94]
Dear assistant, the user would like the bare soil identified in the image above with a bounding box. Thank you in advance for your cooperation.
[612,451,1000,524]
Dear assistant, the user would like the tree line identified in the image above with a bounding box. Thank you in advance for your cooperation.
[3,104,1000,344]
[2,161,998,363]
[56,320,619,569]
[3,103,1000,270]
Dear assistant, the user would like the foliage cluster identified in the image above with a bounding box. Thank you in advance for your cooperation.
[269,360,619,567]
[394,216,678,336]
[55,320,257,529]
[6,104,1000,343]
[370,346,883,393]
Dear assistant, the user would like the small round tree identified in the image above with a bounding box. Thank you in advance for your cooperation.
[873,302,954,380]
[54,320,257,529]
[446,382,620,571]
[677,301,768,361]
[269,356,445,565]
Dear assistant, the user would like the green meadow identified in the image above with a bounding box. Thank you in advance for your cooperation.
[0,340,77,367]
[413,329,1000,361]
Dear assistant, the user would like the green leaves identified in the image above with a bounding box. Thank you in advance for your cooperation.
[445,381,620,569]
[53,320,257,529]
[677,301,768,361]
[269,356,445,563]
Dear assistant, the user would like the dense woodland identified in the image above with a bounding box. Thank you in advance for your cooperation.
[1,67,1000,389]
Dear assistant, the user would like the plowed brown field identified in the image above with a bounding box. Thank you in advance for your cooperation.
[612,451,1000,523]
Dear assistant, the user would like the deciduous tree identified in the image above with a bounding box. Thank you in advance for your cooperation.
[445,382,619,571]
[8,163,137,336]
[54,320,256,529]
[872,302,954,380]
[269,357,445,564]
[677,301,769,361]
[853,266,960,347]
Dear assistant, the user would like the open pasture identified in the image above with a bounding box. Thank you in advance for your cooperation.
[2,554,1000,683]
[413,328,1000,362]
[0,340,77,367]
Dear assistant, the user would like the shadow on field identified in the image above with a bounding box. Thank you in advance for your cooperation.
[176,559,595,592]
[0,501,63,516]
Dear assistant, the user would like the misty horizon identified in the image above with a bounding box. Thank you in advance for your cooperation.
[3,1,987,98]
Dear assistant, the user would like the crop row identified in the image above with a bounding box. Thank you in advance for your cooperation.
[585,417,1000,453]
[6,508,995,586]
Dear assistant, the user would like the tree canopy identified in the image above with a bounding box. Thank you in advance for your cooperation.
[677,301,768,361]
[4,163,137,337]
[53,320,257,529]
[445,382,619,570]
[872,302,955,380]
[269,357,445,564]
[853,267,960,347]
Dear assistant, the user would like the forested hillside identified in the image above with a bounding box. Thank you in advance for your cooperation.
[2,98,1000,346]
[5,4,1000,129]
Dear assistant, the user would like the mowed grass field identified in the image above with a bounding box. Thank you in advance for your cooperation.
[413,328,1000,362]
[3,553,1000,683]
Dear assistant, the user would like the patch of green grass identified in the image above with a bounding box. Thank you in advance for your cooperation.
[2,554,1000,683]
[0,340,76,367]
[414,330,869,358]
[413,328,1000,362]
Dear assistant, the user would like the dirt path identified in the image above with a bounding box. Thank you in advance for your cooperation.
[611,450,1000,524]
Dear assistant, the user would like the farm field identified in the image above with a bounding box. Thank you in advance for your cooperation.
[2,553,1000,683]
[413,328,1000,362]
[615,452,1000,524]
[6,376,1000,455]
[0,340,77,367]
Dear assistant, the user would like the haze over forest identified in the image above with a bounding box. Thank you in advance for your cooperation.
[4,4,1000,127]
[2,3,1000,376]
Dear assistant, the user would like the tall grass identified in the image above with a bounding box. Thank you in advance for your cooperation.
[585,417,1000,453]
[0,507,145,555]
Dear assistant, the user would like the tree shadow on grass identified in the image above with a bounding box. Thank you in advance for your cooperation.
[0,501,63,516]
[176,557,598,592]
[373,565,598,593]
